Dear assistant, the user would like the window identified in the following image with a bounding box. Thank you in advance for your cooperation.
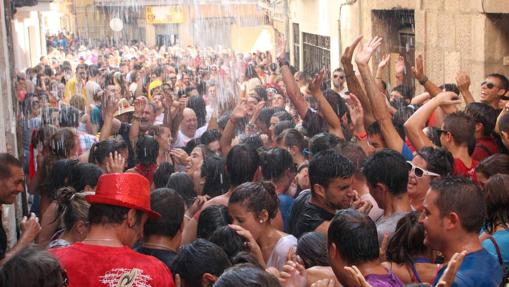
[293,23,300,71]
[302,32,330,76]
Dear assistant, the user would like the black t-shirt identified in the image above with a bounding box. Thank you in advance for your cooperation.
[288,189,335,238]
[0,221,7,260]
[118,122,135,169]
[302,109,328,138]
[135,246,178,272]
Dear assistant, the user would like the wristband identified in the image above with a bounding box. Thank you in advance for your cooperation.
[278,60,289,68]
[418,76,429,86]
[355,131,368,141]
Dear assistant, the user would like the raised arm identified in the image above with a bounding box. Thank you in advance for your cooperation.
[456,71,475,104]
[412,55,442,97]
[341,36,376,126]
[355,36,404,154]
[346,93,375,155]
[129,97,145,144]
[99,95,119,141]
[277,39,308,118]
[404,92,462,150]
[220,101,247,156]
[308,69,344,140]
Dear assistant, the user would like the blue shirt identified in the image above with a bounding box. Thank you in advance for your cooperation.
[401,143,414,161]
[278,194,294,233]
[482,230,509,264]
[433,248,502,287]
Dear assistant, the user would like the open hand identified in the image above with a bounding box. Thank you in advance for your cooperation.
[105,151,125,173]
[355,36,383,65]
[455,71,471,92]
[20,213,41,243]
[309,69,326,95]
[411,55,425,82]
[377,54,391,70]
[341,36,363,66]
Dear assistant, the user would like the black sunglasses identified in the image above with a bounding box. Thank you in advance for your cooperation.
[481,81,496,89]
[437,128,449,135]
[333,74,345,79]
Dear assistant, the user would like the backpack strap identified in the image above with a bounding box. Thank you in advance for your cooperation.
[487,235,504,265]
[477,143,493,157]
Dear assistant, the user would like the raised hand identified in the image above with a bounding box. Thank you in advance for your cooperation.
[395,55,406,75]
[436,251,467,287]
[377,54,391,70]
[278,260,307,287]
[105,151,126,173]
[344,265,372,287]
[102,95,119,118]
[170,148,190,165]
[412,55,425,81]
[435,91,463,107]
[355,36,383,65]
[20,212,41,243]
[186,195,208,218]
[277,36,287,62]
[309,69,326,95]
[232,100,248,120]
[345,93,365,131]
[455,71,471,92]
[341,36,363,66]
[134,96,146,117]
[229,224,266,268]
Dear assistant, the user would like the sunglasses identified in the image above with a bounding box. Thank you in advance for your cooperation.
[406,161,440,177]
[333,74,345,79]
[437,128,449,135]
[481,81,496,89]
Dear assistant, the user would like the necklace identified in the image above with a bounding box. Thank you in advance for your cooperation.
[142,242,175,252]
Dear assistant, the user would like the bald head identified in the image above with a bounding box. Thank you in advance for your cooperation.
[180,108,198,137]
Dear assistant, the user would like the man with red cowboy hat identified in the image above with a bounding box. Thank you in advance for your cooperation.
[51,173,174,287]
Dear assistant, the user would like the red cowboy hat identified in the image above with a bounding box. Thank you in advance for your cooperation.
[86,173,160,219]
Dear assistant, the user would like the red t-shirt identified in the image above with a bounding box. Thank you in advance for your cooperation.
[472,137,499,162]
[51,243,174,287]
[452,158,479,183]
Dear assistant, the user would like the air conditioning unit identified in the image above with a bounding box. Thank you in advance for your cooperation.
[14,0,38,8]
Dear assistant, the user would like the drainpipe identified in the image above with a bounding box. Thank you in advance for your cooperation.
[338,0,356,61]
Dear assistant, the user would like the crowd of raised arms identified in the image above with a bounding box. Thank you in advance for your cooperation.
[1,34,509,287]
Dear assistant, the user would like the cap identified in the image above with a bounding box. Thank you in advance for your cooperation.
[86,173,160,219]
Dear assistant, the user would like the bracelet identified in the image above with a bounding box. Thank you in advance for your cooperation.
[278,60,289,68]
[184,214,192,221]
[418,76,429,86]
[345,72,356,78]
[355,131,368,141]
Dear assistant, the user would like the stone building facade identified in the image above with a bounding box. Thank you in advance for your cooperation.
[286,0,509,98]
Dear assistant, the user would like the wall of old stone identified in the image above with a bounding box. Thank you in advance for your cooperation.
[288,0,509,99]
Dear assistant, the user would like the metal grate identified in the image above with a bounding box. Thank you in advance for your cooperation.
[293,22,300,70]
[302,32,330,76]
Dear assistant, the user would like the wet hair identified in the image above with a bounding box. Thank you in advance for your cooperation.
[476,153,509,178]
[0,245,67,287]
[274,121,295,138]
[429,176,486,233]
[324,89,348,117]
[484,174,509,234]
[272,110,293,122]
[153,162,175,189]
[201,155,230,198]
[500,112,509,133]
[45,159,79,200]
[226,144,260,187]
[70,95,86,113]
[239,135,264,151]
[0,153,22,180]
[229,181,279,220]
[88,204,144,226]
[487,73,509,91]
[48,128,77,159]
[174,239,232,287]
[258,107,284,130]
[328,209,379,265]
[200,129,221,145]
[438,83,460,95]
[309,150,354,195]
[218,113,231,130]
[259,148,296,181]
[367,121,382,137]
[184,138,202,155]
[89,64,99,77]
[209,226,247,259]
[464,102,498,137]
[385,212,428,265]
[41,107,59,126]
[393,106,416,139]
[297,232,329,268]
[280,128,306,153]
[67,163,104,192]
[309,133,341,155]
[362,149,408,196]
[214,264,281,287]
[424,127,442,147]
[254,86,268,102]
[55,187,90,232]
[197,205,232,239]
[135,135,159,165]
[392,85,413,102]
[443,112,476,146]
[144,188,185,238]
[88,137,128,166]
[59,106,80,128]
[415,147,454,176]
[166,172,195,208]
[335,142,366,177]
[187,95,207,128]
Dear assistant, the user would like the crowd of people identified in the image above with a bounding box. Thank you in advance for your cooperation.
[1,33,509,287]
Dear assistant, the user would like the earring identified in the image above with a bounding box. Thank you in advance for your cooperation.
[259,219,264,224]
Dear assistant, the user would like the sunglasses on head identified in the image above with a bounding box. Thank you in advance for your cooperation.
[481,81,496,89]
[406,161,440,178]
